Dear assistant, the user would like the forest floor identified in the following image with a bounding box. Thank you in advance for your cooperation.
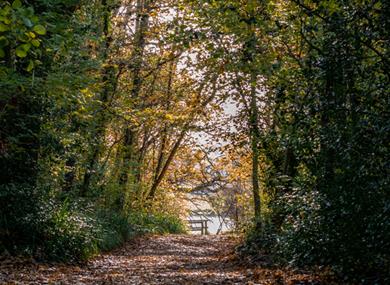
[0,234,338,285]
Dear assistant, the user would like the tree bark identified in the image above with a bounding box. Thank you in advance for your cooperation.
[249,71,262,226]
[118,0,151,194]
[80,0,117,195]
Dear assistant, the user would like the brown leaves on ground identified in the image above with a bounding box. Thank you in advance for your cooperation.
[0,235,340,284]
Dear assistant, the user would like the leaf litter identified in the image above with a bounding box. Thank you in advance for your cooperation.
[0,235,341,284]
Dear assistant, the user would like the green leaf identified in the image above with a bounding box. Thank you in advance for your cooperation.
[31,15,39,23]
[15,46,27,57]
[0,23,9,32]
[0,16,11,24]
[15,44,30,58]
[26,60,34,72]
[31,39,40,47]
[20,43,31,51]
[0,36,8,47]
[33,24,46,35]
[18,33,29,42]
[23,17,33,28]
[0,6,12,16]
[0,48,5,58]
[12,0,22,9]
[26,6,35,17]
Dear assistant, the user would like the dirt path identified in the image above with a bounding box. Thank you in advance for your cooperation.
[1,235,327,284]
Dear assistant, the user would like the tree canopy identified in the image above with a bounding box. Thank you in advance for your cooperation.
[0,0,389,282]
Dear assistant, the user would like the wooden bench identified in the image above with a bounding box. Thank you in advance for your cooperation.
[188,219,209,235]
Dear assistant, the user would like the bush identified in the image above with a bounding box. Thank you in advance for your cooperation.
[94,209,135,252]
[42,205,99,262]
[128,211,187,235]
[241,183,390,283]
[0,180,187,263]
[0,183,42,253]
[36,203,187,262]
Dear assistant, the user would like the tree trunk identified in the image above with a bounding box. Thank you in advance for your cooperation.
[148,129,186,200]
[118,0,151,194]
[249,71,262,226]
[147,74,218,200]
[150,59,175,197]
[80,0,117,195]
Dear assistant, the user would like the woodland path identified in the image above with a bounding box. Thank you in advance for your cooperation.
[1,235,326,285]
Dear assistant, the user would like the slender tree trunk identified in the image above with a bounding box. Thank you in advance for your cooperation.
[147,74,218,200]
[119,0,151,195]
[148,129,186,200]
[80,0,117,195]
[249,71,262,226]
[135,127,151,185]
[151,59,175,194]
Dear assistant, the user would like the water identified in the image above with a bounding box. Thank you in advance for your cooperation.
[187,193,233,234]
[188,214,232,235]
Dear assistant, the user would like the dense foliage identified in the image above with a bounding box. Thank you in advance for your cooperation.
[187,0,389,282]
[262,1,390,280]
[0,0,189,262]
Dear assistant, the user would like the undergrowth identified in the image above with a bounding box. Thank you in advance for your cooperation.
[0,184,187,263]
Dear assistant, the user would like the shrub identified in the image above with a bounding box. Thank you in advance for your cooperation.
[1,180,187,263]
[42,206,99,262]
[128,211,187,235]
[94,209,135,252]
[37,200,101,262]
[0,183,41,253]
